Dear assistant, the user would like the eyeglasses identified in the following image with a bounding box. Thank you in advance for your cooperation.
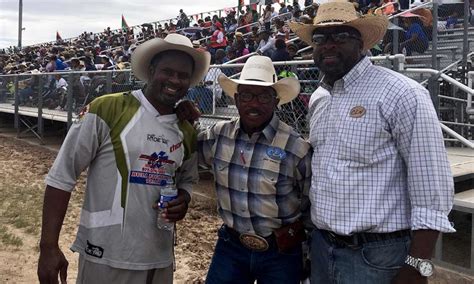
[311,32,361,45]
[237,92,276,104]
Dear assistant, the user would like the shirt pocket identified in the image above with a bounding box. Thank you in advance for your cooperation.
[337,121,380,166]
[258,158,282,194]
[213,158,230,187]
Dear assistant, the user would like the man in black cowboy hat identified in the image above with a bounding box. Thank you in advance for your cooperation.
[290,1,453,283]
[38,34,210,284]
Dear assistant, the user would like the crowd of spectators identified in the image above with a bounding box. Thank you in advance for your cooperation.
[0,1,470,110]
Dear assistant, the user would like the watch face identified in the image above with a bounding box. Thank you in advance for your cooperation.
[419,261,434,277]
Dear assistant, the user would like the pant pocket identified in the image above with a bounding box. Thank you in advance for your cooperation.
[360,238,409,270]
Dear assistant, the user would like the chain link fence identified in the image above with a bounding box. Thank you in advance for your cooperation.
[1,54,473,145]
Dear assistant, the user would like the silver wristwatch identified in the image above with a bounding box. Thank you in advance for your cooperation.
[404,255,434,277]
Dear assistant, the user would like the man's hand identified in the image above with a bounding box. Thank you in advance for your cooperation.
[153,189,191,222]
[38,246,68,284]
[175,100,201,124]
[391,265,427,284]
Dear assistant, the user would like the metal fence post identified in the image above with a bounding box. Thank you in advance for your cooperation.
[432,0,439,70]
[14,76,19,130]
[393,17,399,55]
[106,72,112,94]
[37,74,44,140]
[462,0,470,84]
[428,75,440,116]
[66,74,74,128]
[392,17,400,71]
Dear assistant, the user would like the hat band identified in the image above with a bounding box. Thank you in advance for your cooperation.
[318,19,347,24]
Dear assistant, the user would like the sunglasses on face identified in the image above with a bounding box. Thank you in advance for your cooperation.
[237,92,277,104]
[311,32,361,45]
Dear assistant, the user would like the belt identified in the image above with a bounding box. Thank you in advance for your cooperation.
[321,229,411,249]
[224,225,275,251]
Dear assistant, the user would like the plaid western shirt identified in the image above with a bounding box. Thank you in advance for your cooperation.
[198,115,312,237]
[309,56,455,235]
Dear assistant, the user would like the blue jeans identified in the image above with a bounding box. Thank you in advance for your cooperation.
[311,229,411,284]
[206,225,303,284]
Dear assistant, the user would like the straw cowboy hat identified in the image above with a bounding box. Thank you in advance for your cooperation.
[131,33,211,87]
[288,0,389,51]
[218,55,300,106]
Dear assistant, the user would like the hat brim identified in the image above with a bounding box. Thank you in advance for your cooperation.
[218,74,300,106]
[131,38,211,87]
[289,15,388,51]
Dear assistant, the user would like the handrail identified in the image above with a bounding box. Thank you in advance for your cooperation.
[404,68,474,117]
[419,51,474,86]
[440,123,474,149]
[223,52,257,65]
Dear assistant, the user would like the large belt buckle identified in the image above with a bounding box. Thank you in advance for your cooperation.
[239,233,269,251]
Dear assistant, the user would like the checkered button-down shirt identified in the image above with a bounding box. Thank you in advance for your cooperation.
[309,56,455,235]
[198,115,312,237]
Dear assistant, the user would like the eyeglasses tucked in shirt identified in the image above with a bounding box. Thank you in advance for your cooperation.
[237,92,277,104]
[312,32,361,45]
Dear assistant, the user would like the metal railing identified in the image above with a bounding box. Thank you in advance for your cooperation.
[0,62,472,148]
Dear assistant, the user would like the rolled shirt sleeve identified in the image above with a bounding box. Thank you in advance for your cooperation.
[392,86,455,233]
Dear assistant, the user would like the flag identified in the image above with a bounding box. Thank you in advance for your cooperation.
[56,31,62,41]
[121,14,129,31]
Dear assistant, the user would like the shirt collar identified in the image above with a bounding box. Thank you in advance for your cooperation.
[234,114,279,142]
[133,89,178,121]
[337,56,372,90]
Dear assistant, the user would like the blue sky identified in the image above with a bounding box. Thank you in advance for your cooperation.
[0,0,239,48]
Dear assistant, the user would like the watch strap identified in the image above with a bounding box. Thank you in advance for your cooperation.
[405,255,420,269]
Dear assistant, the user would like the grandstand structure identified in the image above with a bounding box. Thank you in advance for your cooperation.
[0,0,474,278]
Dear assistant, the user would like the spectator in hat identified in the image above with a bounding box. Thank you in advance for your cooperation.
[233,33,250,61]
[256,28,276,58]
[289,1,453,283]
[37,34,211,284]
[400,13,429,56]
[286,43,299,59]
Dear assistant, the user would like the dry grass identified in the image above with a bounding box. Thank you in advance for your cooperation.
[0,225,23,247]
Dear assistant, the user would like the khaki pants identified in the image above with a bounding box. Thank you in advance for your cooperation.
[76,254,173,284]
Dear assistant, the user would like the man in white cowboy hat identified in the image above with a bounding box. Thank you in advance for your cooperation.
[38,33,210,284]
[195,55,312,283]
[289,1,454,283]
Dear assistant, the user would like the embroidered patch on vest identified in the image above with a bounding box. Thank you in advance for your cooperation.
[349,106,366,118]
[266,146,287,160]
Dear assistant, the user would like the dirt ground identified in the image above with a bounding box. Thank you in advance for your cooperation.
[0,135,220,283]
[1,133,473,284]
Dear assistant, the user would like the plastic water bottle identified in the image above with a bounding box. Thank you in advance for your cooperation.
[157,181,177,231]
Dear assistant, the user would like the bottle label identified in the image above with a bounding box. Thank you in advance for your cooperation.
[159,194,177,208]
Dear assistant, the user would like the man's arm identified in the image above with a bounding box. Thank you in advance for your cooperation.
[37,185,71,284]
[392,230,439,284]
[390,85,454,283]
